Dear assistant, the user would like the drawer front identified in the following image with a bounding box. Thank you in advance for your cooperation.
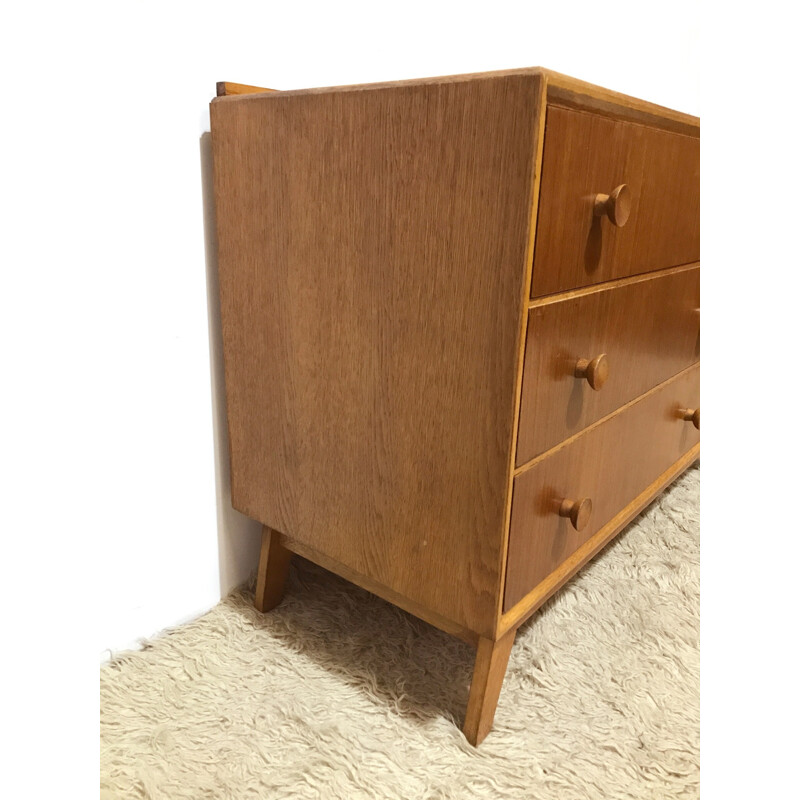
[504,364,699,612]
[531,106,700,298]
[516,266,700,466]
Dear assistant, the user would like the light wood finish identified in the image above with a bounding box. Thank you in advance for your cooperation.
[517,265,699,464]
[254,526,292,613]
[217,68,699,135]
[463,628,517,746]
[529,261,698,308]
[594,184,631,227]
[574,353,609,390]
[216,81,275,96]
[505,364,699,612]
[496,74,550,634]
[680,407,700,429]
[210,67,699,745]
[544,69,699,137]
[499,443,699,637]
[559,497,593,531]
[281,534,479,646]
[532,106,699,298]
[211,73,542,638]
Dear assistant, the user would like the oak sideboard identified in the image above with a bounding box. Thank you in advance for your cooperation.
[209,68,700,745]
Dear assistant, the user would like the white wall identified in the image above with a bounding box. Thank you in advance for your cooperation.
[6,2,699,657]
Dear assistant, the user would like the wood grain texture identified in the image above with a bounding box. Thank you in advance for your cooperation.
[494,72,549,635]
[504,363,700,612]
[211,74,541,638]
[532,106,700,298]
[463,628,516,745]
[254,526,292,612]
[216,81,276,96]
[216,67,698,135]
[517,265,700,464]
[545,69,699,136]
[282,535,479,645]
[499,442,699,637]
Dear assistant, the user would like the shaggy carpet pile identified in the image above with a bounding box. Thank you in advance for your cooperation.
[100,465,699,799]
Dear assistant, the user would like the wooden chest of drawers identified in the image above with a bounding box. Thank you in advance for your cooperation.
[210,68,700,745]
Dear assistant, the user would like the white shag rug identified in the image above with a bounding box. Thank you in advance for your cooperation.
[100,464,699,799]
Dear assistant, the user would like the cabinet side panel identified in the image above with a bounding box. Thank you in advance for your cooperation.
[210,75,538,635]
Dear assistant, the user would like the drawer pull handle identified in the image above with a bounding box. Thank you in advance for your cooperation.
[594,184,631,227]
[574,354,609,390]
[558,498,593,531]
[679,407,700,430]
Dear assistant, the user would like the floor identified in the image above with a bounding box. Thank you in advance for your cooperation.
[100,464,699,799]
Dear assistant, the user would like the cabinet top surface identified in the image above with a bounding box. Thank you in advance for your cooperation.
[212,67,699,134]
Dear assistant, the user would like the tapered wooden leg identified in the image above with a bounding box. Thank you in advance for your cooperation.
[463,627,516,745]
[254,526,292,612]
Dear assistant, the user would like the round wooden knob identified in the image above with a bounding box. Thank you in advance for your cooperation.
[574,354,609,390]
[680,408,700,430]
[559,498,593,531]
[594,184,631,227]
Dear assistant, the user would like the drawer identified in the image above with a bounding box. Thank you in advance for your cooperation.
[516,266,700,465]
[531,106,700,298]
[504,363,699,612]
